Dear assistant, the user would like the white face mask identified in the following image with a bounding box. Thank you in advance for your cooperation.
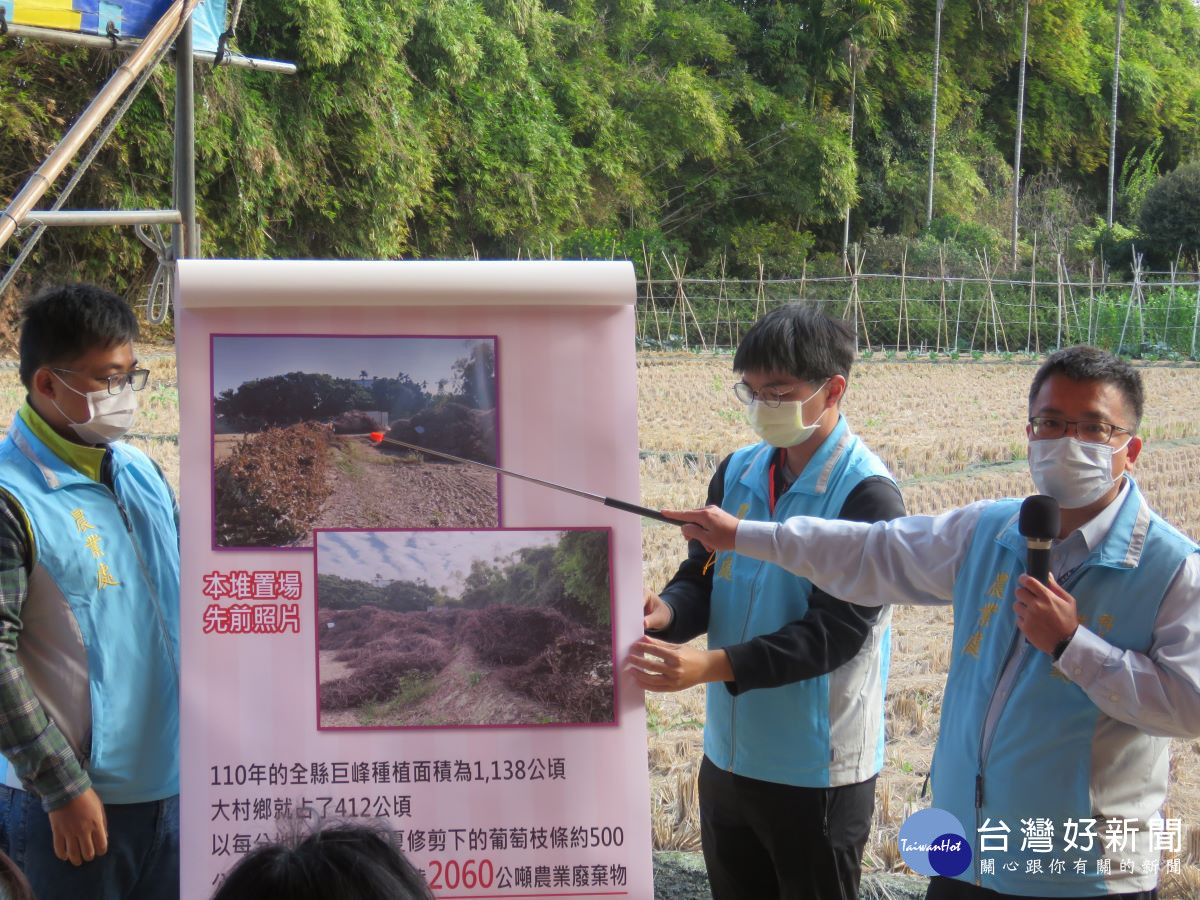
[1027,436,1129,509]
[746,381,828,448]
[50,372,138,444]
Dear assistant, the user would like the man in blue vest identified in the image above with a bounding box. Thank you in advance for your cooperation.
[626,305,905,899]
[0,284,180,899]
[670,345,1200,899]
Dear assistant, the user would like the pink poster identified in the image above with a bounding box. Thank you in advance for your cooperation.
[175,260,652,898]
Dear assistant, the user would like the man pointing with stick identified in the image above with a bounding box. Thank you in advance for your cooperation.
[668,346,1200,899]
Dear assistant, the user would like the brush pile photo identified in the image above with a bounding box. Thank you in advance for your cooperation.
[315,528,616,728]
[211,338,499,545]
[317,604,613,727]
[213,423,333,547]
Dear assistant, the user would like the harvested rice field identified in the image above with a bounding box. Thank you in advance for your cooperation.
[3,349,1200,894]
[638,353,1200,895]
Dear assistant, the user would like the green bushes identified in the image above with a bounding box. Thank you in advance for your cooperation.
[1138,164,1200,267]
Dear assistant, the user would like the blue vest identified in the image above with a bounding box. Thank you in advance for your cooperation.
[932,481,1197,895]
[705,418,895,786]
[0,412,179,804]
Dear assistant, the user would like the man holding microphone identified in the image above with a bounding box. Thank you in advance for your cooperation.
[667,345,1200,899]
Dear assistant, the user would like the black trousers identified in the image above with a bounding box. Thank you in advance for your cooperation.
[698,755,876,900]
[925,875,1158,899]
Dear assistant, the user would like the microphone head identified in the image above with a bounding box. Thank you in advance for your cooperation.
[1019,494,1060,541]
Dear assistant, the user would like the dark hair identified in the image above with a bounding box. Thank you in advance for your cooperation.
[0,847,34,900]
[1028,345,1144,429]
[18,284,138,388]
[733,304,855,383]
[210,823,433,900]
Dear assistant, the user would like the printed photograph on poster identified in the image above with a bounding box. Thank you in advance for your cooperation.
[315,528,616,729]
[211,335,498,549]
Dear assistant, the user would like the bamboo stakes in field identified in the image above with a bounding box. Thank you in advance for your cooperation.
[896,244,912,353]
[641,245,663,346]
[850,245,872,353]
[1027,234,1039,353]
[1166,256,1178,352]
[936,244,949,353]
[1118,250,1145,354]
[661,253,708,351]
[755,256,767,322]
[1192,255,1200,359]
[1060,255,1082,346]
[953,275,965,351]
[1087,260,1097,346]
[1056,251,1066,349]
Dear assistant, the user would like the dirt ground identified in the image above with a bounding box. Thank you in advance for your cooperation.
[303,435,498,544]
[216,433,498,545]
[318,645,552,728]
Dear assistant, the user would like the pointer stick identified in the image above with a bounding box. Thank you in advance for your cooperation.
[368,432,674,524]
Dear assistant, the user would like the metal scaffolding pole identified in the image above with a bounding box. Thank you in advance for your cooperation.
[2,22,297,73]
[0,0,203,252]
[174,15,199,260]
[22,210,183,227]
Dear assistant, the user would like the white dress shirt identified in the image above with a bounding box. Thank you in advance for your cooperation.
[735,478,1200,739]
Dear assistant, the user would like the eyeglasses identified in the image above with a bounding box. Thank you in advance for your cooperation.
[732,382,804,408]
[1028,416,1131,444]
[54,367,150,395]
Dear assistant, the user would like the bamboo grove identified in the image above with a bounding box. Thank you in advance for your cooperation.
[2,0,1199,307]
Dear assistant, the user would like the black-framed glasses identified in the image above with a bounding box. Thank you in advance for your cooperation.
[733,382,802,408]
[54,367,150,395]
[1028,416,1131,444]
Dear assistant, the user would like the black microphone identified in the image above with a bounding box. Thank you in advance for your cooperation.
[1018,494,1060,584]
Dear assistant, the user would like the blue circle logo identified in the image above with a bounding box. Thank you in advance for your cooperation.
[898,808,972,877]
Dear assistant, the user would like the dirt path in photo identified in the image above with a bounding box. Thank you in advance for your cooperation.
[317,652,360,728]
[296,436,498,546]
[319,645,552,729]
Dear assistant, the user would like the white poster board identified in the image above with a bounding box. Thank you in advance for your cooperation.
[175,260,653,898]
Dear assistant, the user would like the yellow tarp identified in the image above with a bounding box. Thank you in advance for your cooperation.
[12,0,83,30]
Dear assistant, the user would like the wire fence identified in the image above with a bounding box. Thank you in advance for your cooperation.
[637,256,1200,359]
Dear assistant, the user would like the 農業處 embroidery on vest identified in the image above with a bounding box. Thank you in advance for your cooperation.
[71,507,122,589]
[962,600,1000,660]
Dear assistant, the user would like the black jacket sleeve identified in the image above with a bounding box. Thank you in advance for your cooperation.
[722,476,906,694]
[651,456,730,645]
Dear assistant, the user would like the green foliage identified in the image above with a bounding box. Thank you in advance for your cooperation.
[441,532,611,625]
[728,223,815,275]
[318,572,437,612]
[924,215,1004,258]
[1072,217,1138,270]
[383,579,440,612]
[1137,163,1200,265]
[554,530,612,627]
[213,369,438,429]
[214,372,373,428]
[3,0,1200,294]
[1117,137,1163,223]
[449,344,495,410]
[368,374,434,419]
[317,573,389,609]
